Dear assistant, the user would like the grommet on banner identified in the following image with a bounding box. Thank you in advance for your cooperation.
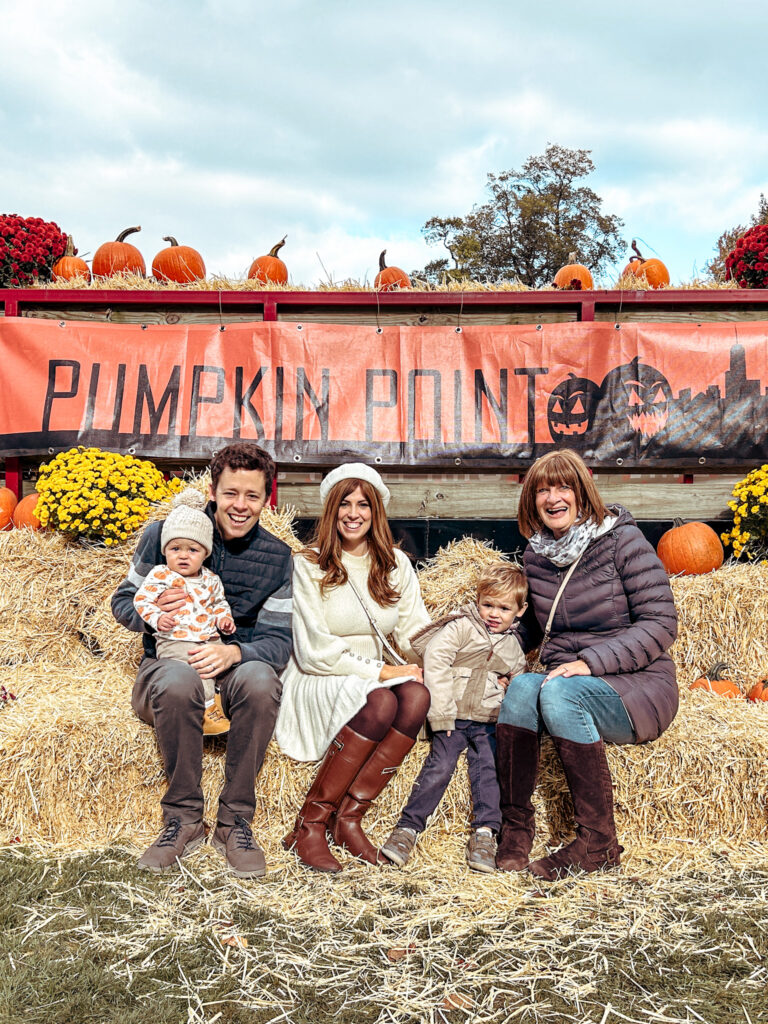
[141,324,147,330]
[293,454,301,462]
[456,289,464,333]
[58,321,66,328]
[374,456,383,464]
[615,323,621,330]
[536,324,542,331]
[48,448,55,454]
[616,458,624,465]
[128,447,136,455]
[455,326,462,334]
[219,325,226,332]
[454,457,462,466]
[376,327,383,335]
[296,324,303,331]
[698,456,706,465]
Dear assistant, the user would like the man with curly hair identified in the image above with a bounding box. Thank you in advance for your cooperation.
[112,443,293,878]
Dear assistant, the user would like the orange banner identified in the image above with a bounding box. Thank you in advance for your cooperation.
[1,318,767,467]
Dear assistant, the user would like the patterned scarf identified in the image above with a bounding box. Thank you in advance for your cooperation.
[529,514,618,567]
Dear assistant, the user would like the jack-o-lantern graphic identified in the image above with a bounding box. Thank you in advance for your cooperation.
[599,359,673,440]
[547,373,600,440]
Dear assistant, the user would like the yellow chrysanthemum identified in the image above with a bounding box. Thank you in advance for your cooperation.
[722,467,768,559]
[35,446,177,547]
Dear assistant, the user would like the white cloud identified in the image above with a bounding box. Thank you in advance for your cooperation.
[1,5,188,134]
[2,2,768,289]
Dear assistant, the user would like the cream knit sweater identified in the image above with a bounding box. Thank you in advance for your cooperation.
[275,546,430,761]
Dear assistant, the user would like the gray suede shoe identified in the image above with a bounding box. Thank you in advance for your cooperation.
[381,827,418,867]
[212,816,266,878]
[137,818,206,874]
[467,829,497,873]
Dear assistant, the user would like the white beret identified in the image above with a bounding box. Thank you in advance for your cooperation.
[319,463,391,509]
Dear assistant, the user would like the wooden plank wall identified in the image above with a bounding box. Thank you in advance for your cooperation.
[1,470,738,524]
[274,471,738,524]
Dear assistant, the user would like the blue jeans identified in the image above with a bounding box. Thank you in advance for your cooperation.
[497,673,635,745]
[396,720,501,832]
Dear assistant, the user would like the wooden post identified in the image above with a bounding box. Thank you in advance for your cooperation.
[3,458,22,498]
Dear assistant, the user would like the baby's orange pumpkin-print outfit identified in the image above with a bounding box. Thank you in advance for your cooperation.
[133,565,233,641]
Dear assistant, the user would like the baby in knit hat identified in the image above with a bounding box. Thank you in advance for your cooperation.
[133,488,235,734]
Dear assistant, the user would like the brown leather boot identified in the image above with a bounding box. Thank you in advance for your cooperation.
[528,736,623,881]
[331,728,415,865]
[283,726,376,873]
[495,723,540,872]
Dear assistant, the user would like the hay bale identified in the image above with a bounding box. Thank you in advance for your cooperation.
[418,537,517,617]
[260,505,304,552]
[669,562,768,687]
[1,531,767,853]
[83,596,143,667]
[1,651,766,852]
[0,530,131,667]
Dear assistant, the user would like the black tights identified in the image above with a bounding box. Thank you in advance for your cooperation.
[346,681,430,742]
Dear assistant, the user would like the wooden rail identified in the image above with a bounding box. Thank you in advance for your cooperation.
[3,286,768,325]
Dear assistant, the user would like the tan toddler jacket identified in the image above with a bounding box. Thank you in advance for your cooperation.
[410,602,526,732]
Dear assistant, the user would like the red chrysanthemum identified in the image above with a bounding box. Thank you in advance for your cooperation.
[0,213,68,288]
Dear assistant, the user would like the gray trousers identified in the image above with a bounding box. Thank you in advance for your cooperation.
[132,655,282,826]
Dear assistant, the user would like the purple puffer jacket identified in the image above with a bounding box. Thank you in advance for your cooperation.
[523,505,678,744]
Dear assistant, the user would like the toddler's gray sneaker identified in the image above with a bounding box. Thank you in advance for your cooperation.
[381,826,418,866]
[467,828,497,873]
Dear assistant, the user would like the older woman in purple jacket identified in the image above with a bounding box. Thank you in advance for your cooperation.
[496,449,678,880]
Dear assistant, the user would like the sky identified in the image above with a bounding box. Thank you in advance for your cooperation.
[2,0,767,288]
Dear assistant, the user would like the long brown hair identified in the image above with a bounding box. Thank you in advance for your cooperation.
[303,477,400,606]
[517,449,610,539]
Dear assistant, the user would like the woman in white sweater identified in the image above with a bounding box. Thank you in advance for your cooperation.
[277,463,431,873]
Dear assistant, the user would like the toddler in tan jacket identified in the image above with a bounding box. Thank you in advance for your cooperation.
[381,563,527,872]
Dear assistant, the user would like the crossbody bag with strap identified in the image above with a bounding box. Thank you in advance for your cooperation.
[345,575,408,666]
[530,549,585,672]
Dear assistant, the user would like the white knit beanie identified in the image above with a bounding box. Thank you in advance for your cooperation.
[161,488,213,555]
[319,463,391,508]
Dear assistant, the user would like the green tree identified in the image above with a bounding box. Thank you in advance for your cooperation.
[707,194,768,282]
[415,144,625,287]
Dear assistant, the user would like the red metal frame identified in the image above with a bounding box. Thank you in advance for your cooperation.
[4,286,768,322]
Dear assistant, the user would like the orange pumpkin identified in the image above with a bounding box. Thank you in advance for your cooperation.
[11,492,41,530]
[690,663,743,699]
[374,250,410,291]
[622,241,670,288]
[0,486,17,531]
[553,253,593,290]
[747,678,768,702]
[152,236,206,284]
[52,236,91,283]
[92,226,146,278]
[248,237,288,285]
[656,518,724,576]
